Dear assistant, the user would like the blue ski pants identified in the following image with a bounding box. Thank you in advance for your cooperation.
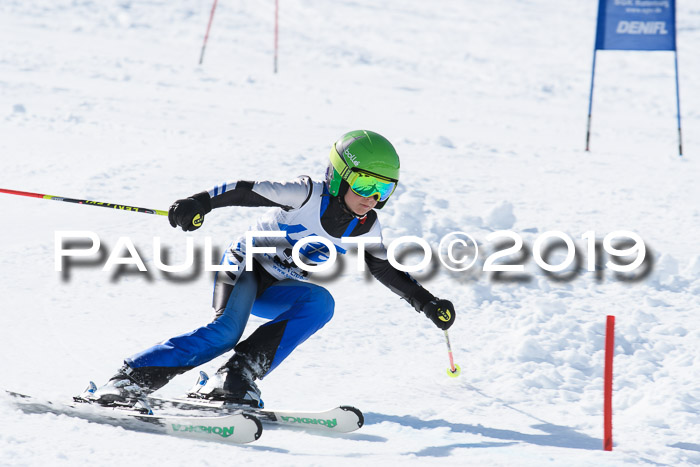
[125,269,335,378]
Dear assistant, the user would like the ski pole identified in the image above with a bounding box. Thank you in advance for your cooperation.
[0,188,167,216]
[444,330,461,378]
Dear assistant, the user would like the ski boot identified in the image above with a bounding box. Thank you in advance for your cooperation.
[187,359,263,408]
[79,365,154,412]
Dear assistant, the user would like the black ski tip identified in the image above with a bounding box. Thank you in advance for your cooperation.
[339,405,364,429]
[243,413,264,440]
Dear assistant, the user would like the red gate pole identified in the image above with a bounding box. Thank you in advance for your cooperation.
[604,315,615,451]
[199,0,219,65]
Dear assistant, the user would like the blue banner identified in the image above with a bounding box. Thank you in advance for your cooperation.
[595,0,676,51]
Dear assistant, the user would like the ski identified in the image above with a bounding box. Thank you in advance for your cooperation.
[147,395,364,433]
[3,390,263,444]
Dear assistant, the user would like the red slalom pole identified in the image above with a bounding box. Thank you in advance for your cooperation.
[273,0,279,73]
[604,315,615,451]
[199,0,219,65]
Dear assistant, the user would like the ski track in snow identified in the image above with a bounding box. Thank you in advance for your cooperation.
[1,1,700,465]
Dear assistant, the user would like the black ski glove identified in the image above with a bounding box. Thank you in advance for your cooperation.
[168,191,212,231]
[422,299,456,330]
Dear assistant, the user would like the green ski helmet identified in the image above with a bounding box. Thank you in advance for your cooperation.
[326,130,400,210]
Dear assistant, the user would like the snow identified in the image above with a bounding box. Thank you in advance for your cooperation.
[1,0,700,465]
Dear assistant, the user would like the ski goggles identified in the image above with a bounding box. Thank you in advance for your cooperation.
[346,170,397,202]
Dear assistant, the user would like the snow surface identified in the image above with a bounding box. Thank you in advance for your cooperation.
[1,0,700,465]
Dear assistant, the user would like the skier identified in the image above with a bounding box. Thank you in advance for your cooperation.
[89,130,455,408]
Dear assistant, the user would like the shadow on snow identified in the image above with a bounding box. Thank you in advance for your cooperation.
[365,412,601,455]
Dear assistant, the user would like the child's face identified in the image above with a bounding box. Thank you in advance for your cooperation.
[344,188,378,216]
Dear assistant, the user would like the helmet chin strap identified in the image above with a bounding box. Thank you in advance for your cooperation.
[338,181,368,220]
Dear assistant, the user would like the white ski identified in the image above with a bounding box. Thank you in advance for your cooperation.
[4,390,263,444]
[148,396,365,433]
